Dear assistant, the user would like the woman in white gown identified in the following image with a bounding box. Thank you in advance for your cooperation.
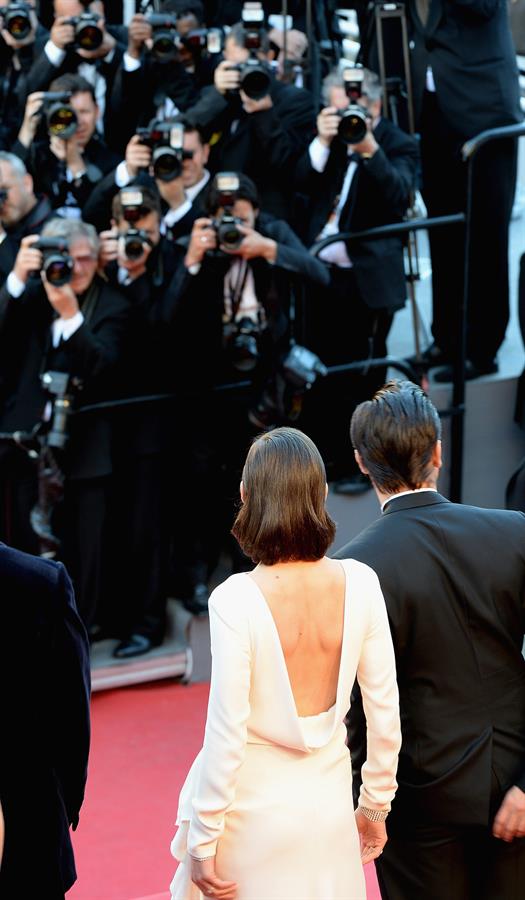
[170,427,401,900]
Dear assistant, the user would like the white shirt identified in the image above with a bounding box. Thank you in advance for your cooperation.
[6,271,84,345]
[186,170,210,203]
[308,137,357,268]
[223,259,262,324]
[381,487,438,513]
[44,40,114,133]
[162,200,193,233]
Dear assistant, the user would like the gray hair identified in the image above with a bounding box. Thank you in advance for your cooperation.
[321,68,383,107]
[0,152,28,180]
[41,217,100,254]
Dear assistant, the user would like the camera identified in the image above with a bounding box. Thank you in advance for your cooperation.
[64,12,103,52]
[146,12,178,62]
[40,371,79,450]
[248,345,328,430]
[337,67,369,144]
[118,187,153,260]
[180,27,222,57]
[229,2,271,101]
[41,91,78,139]
[223,316,261,372]
[212,173,244,252]
[0,1,32,40]
[136,120,189,182]
[34,237,73,287]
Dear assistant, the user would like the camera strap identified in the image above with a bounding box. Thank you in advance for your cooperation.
[225,259,250,322]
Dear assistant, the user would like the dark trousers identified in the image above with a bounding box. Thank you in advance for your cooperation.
[299,268,394,479]
[420,91,517,365]
[104,450,169,640]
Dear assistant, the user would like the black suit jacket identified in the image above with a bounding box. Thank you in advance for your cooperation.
[185,79,316,220]
[408,0,522,138]
[0,544,90,896]
[0,275,128,479]
[336,491,525,828]
[295,118,419,310]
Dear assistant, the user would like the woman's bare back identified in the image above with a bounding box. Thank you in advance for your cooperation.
[248,557,346,717]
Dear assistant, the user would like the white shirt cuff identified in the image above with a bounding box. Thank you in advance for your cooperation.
[60,311,84,341]
[309,137,330,173]
[105,47,115,64]
[115,161,132,188]
[123,52,142,72]
[45,40,67,67]
[187,263,201,275]
[163,199,192,228]
[6,271,26,298]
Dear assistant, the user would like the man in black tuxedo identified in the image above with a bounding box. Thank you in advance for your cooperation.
[0,216,128,630]
[0,0,49,150]
[336,380,525,899]
[404,0,522,379]
[184,20,316,221]
[294,68,418,491]
[0,544,90,899]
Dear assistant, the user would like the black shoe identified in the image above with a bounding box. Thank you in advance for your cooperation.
[433,359,498,383]
[333,473,372,496]
[407,343,450,369]
[181,582,210,617]
[113,633,157,659]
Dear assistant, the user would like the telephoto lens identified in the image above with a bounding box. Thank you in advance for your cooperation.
[0,2,32,41]
[66,13,103,51]
[152,146,182,182]
[34,238,74,287]
[147,13,178,62]
[216,214,244,251]
[44,92,78,139]
[238,59,271,100]
[123,229,149,260]
[337,106,368,144]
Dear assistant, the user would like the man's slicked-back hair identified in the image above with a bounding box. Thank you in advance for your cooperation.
[232,427,336,565]
[350,380,442,493]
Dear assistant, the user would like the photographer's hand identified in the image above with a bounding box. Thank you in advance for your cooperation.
[185,218,217,268]
[214,60,241,95]
[77,18,116,60]
[125,134,152,179]
[317,106,340,147]
[50,15,75,51]
[13,235,43,285]
[240,92,273,115]
[98,229,119,269]
[127,13,151,60]
[231,226,277,263]
[17,91,46,149]
[42,277,79,320]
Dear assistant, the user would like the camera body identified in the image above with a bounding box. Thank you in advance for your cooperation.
[180,27,222,57]
[212,172,244,252]
[232,2,271,100]
[337,67,369,144]
[146,12,179,62]
[118,187,153,260]
[136,120,190,182]
[40,371,79,450]
[248,345,328,430]
[41,91,78,139]
[64,12,103,52]
[34,237,73,287]
[223,316,261,372]
[0,1,32,40]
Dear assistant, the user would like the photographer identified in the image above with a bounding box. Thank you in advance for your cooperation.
[24,0,126,144]
[97,184,188,657]
[168,172,329,608]
[0,216,128,631]
[13,73,119,216]
[294,68,418,493]
[106,2,201,155]
[83,121,210,234]
[0,1,48,150]
[0,151,52,282]
[183,17,316,220]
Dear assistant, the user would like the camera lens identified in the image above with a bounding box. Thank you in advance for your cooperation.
[152,147,182,182]
[6,13,31,40]
[219,224,242,249]
[240,66,271,101]
[45,256,72,287]
[338,108,367,144]
[152,33,177,61]
[124,235,145,260]
[76,24,103,51]
[47,104,78,139]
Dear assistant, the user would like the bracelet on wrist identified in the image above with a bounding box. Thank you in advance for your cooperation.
[358,805,388,822]
[189,853,215,862]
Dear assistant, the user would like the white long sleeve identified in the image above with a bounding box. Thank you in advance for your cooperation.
[356,569,401,810]
[187,587,252,858]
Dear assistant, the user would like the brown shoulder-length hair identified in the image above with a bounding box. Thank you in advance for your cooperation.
[231,427,336,565]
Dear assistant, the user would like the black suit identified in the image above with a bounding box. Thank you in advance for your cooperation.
[185,79,316,221]
[0,544,90,900]
[0,24,49,150]
[293,119,418,479]
[0,275,128,627]
[336,491,525,899]
[406,0,522,365]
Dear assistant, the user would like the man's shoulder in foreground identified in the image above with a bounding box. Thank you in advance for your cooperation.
[0,541,65,591]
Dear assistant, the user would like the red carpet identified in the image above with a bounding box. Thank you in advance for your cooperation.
[68,680,381,900]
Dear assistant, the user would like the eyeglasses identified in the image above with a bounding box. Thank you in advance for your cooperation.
[71,254,97,267]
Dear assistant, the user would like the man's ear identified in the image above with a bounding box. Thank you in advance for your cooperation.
[432,440,442,471]
[354,449,369,475]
